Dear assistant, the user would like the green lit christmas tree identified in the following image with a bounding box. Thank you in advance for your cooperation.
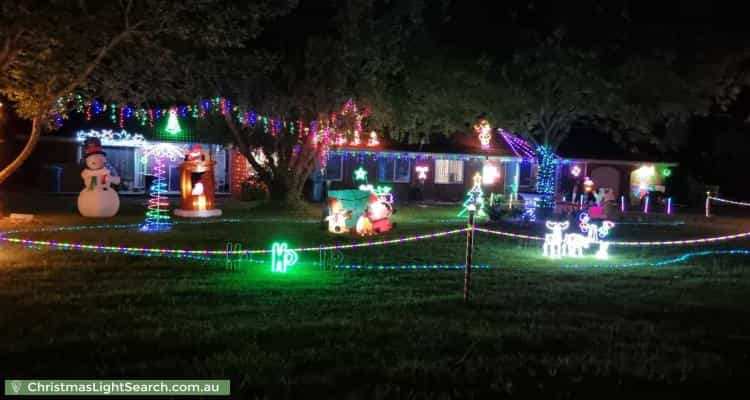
[164,109,182,135]
[457,172,486,217]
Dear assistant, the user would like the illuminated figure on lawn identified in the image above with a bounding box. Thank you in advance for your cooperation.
[174,144,222,218]
[325,197,352,234]
[458,173,486,217]
[77,137,121,217]
[543,221,569,259]
[543,213,616,259]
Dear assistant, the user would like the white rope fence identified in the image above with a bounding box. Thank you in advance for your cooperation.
[706,194,750,217]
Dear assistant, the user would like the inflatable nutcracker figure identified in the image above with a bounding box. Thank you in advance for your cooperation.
[174,144,222,217]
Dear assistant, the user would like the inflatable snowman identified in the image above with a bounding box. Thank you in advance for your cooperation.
[77,137,120,217]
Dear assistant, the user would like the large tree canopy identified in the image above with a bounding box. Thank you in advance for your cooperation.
[0,0,283,184]
[4,0,750,199]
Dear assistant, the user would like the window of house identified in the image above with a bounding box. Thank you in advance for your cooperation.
[519,162,534,189]
[378,158,411,182]
[326,154,344,181]
[435,159,464,184]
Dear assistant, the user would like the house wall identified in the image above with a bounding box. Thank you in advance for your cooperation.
[328,155,514,203]
[10,136,230,194]
[4,138,81,192]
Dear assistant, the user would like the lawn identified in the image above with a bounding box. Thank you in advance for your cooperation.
[2,197,750,398]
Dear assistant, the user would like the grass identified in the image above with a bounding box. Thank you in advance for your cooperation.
[2,197,750,398]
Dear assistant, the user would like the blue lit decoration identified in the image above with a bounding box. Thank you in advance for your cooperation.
[331,264,492,270]
[522,198,538,222]
[566,249,750,269]
[535,145,558,210]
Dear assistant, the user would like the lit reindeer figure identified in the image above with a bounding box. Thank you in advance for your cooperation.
[543,221,569,259]
[579,213,615,259]
[562,233,589,257]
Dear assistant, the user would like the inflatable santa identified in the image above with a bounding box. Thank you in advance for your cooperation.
[77,137,120,217]
[174,144,222,218]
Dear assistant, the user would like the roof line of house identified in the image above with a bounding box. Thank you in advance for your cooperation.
[560,157,679,167]
[328,148,522,162]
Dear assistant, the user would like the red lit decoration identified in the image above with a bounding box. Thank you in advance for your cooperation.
[230,149,251,199]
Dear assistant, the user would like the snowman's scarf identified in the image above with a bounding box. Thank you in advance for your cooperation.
[88,176,97,191]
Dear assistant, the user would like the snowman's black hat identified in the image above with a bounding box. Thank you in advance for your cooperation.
[83,137,106,158]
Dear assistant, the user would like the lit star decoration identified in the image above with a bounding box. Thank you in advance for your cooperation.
[474,119,492,148]
[570,165,581,177]
[271,242,298,273]
[458,172,486,217]
[354,166,368,182]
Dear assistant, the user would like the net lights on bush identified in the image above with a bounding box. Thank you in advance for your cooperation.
[140,143,185,232]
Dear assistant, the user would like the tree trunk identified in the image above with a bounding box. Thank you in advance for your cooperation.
[268,173,304,206]
[0,116,41,185]
[535,145,557,213]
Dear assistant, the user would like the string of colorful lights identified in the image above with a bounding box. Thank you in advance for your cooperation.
[0,224,470,257]
[59,96,380,149]
[475,227,750,246]
[473,227,544,241]
[565,249,750,268]
[330,264,492,270]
